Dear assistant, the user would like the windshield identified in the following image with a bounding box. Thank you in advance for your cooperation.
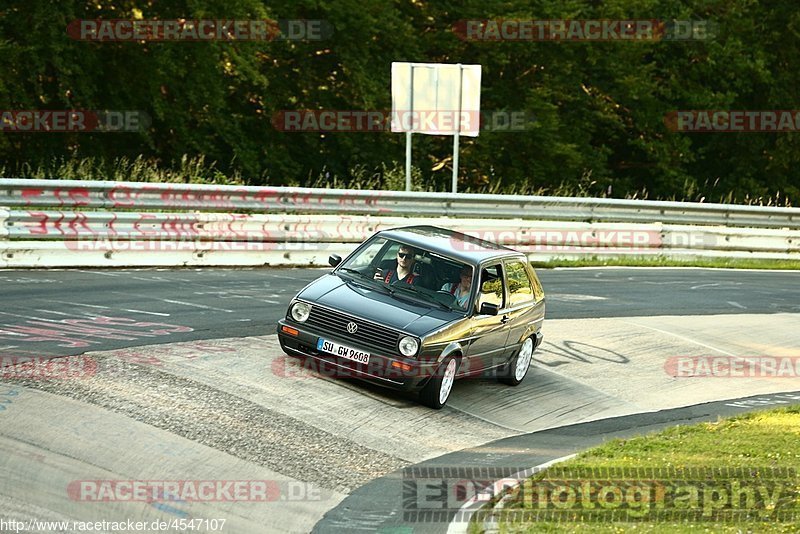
[338,237,475,312]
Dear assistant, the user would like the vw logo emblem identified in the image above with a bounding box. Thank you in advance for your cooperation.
[346,322,358,334]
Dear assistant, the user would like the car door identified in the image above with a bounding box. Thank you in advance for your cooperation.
[497,258,544,365]
[463,263,510,373]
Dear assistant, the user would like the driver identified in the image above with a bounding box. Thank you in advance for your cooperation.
[375,245,419,285]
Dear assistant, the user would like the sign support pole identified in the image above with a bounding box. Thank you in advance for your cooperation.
[405,65,415,192]
[452,132,459,194]
[405,132,412,192]
[452,64,463,194]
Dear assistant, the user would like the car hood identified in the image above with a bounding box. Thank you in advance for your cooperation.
[297,273,460,336]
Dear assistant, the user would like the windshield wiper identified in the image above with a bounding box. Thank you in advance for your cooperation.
[428,299,456,312]
[391,283,455,311]
[338,267,367,278]
[391,283,424,297]
[338,268,395,295]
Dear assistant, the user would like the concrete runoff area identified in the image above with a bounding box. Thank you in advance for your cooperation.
[0,391,342,534]
[449,312,800,430]
[0,313,798,532]
[537,312,800,410]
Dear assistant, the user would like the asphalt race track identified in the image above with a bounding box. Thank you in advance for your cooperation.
[1,267,799,533]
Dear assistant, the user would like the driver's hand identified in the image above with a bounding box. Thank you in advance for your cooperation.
[373,269,383,281]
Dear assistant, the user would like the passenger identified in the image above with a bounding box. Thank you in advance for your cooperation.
[375,245,419,285]
[441,265,473,309]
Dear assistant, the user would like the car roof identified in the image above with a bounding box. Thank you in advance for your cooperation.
[375,225,523,264]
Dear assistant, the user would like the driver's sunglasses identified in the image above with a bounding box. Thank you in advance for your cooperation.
[397,252,412,259]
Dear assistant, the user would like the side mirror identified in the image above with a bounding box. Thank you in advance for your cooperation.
[328,254,342,267]
[479,302,499,316]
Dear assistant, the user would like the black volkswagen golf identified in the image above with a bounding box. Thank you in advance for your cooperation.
[277,226,545,409]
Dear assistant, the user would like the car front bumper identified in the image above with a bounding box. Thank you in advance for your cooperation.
[277,319,438,391]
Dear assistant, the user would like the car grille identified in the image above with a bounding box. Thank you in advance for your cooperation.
[304,305,402,355]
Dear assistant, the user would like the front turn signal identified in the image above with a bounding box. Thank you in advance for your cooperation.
[281,325,299,336]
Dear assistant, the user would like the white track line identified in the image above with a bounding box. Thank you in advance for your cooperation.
[447,453,578,534]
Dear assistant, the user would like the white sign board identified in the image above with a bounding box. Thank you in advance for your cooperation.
[391,62,482,137]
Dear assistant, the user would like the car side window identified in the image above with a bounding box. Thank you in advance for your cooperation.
[506,260,535,306]
[530,268,544,300]
[477,264,505,311]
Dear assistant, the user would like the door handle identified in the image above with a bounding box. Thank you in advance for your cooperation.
[500,315,510,324]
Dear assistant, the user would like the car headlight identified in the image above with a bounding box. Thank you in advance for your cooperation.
[398,336,419,357]
[290,301,311,323]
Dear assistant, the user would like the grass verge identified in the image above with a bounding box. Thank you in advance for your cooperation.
[3,156,796,205]
[478,404,800,533]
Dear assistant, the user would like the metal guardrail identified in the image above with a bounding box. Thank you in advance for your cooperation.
[1,178,798,227]
[1,179,799,268]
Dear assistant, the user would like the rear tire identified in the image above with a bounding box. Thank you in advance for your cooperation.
[419,356,458,409]
[499,336,534,386]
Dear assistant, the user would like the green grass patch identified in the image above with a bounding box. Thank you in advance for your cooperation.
[531,256,800,271]
[481,405,800,533]
[4,156,796,206]
[3,155,247,185]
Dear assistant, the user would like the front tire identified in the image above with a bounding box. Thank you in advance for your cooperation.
[419,356,458,409]
[499,336,534,386]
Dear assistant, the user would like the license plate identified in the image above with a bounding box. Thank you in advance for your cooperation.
[316,338,370,365]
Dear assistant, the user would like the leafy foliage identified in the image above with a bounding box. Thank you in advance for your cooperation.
[1,0,797,203]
